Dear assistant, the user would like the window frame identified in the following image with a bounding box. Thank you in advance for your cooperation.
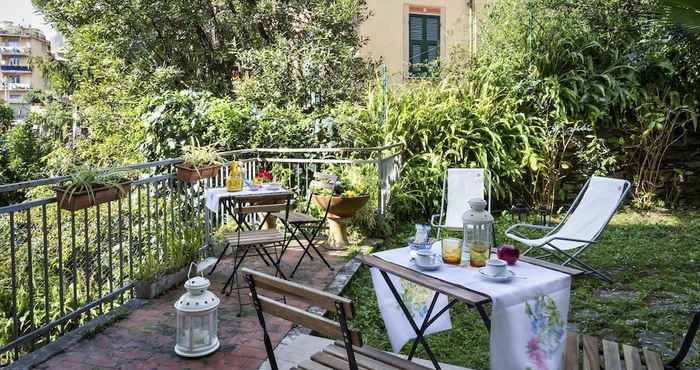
[408,13,441,77]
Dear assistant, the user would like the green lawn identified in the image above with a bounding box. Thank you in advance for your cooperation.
[342,209,700,369]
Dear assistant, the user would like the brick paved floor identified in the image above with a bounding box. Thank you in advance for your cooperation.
[34,244,352,370]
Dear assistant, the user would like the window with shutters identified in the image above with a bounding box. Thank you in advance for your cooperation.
[408,14,440,77]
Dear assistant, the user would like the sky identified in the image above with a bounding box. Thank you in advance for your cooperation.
[0,0,59,43]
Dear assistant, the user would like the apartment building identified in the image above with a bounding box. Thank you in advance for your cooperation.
[0,21,51,120]
[359,0,484,80]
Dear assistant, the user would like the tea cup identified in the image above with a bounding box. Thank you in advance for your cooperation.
[484,258,507,276]
[415,250,439,266]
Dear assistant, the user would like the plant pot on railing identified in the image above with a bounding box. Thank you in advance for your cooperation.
[311,194,369,249]
[176,141,225,183]
[54,181,131,211]
[175,163,221,183]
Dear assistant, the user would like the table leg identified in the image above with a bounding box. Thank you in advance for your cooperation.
[379,271,442,370]
[475,303,491,332]
[407,297,459,360]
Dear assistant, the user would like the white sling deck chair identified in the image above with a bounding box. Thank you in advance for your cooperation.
[505,176,631,282]
[430,168,492,239]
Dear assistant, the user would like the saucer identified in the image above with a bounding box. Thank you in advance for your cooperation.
[478,268,515,283]
[261,183,280,190]
[412,258,442,271]
[245,185,260,191]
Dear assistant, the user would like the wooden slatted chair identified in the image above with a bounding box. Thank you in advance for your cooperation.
[273,173,338,278]
[563,308,699,370]
[242,268,435,370]
[219,193,291,317]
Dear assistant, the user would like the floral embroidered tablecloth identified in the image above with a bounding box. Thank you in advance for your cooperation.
[370,246,571,370]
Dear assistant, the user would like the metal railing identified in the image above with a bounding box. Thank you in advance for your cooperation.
[0,145,401,364]
[0,65,31,72]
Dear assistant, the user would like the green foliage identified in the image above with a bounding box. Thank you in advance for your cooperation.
[181,139,225,168]
[658,0,700,36]
[5,122,47,181]
[0,102,12,134]
[312,165,375,197]
[235,0,375,109]
[34,0,374,107]
[140,90,252,161]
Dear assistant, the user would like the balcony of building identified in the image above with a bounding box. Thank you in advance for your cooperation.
[0,65,32,73]
[0,82,31,90]
[0,45,31,55]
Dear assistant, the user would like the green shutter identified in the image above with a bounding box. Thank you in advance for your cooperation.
[408,14,440,77]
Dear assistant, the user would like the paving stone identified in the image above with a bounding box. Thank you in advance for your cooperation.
[638,330,678,358]
[648,292,688,313]
[572,308,600,321]
[594,289,639,301]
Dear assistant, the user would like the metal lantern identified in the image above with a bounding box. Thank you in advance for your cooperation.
[462,198,494,267]
[174,268,220,357]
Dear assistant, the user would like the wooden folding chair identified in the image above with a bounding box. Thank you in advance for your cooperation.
[218,193,291,315]
[242,268,435,370]
[274,173,337,278]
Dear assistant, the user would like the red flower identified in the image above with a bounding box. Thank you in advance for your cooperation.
[256,169,273,181]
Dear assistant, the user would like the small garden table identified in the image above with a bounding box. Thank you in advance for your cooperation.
[359,253,582,370]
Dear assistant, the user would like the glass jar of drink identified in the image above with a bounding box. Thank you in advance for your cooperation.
[226,162,244,192]
[461,198,494,268]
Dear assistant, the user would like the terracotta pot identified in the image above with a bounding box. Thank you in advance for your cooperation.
[175,163,221,183]
[311,194,369,250]
[311,194,369,219]
[55,181,131,211]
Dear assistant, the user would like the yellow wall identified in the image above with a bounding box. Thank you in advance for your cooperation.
[0,24,52,119]
[360,0,476,80]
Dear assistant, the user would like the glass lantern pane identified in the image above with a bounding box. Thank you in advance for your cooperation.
[178,314,190,347]
[192,315,210,347]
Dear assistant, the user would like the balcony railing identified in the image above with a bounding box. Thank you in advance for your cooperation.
[0,145,401,365]
[0,82,30,90]
[0,65,32,72]
[0,46,30,55]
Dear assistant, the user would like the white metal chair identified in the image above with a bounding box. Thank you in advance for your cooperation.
[505,176,631,282]
[430,168,492,239]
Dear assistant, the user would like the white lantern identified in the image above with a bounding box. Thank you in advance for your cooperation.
[174,271,220,357]
[462,198,494,267]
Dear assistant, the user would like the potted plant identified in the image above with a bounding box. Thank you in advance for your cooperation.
[175,141,225,183]
[54,166,133,211]
[311,171,370,249]
[134,220,203,298]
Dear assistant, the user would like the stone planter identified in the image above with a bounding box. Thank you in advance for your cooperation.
[134,265,190,299]
[311,194,369,249]
[54,181,131,211]
[175,163,221,183]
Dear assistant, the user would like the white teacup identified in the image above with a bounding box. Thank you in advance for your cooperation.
[485,258,508,276]
[415,250,439,266]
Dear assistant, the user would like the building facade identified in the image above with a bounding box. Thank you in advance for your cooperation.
[359,0,483,80]
[0,21,51,120]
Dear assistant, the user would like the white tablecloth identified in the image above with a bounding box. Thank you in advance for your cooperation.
[370,245,571,370]
[204,187,288,212]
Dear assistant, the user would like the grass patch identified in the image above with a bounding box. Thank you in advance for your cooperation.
[341,209,700,369]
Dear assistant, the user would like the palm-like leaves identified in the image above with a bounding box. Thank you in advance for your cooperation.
[658,0,700,36]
